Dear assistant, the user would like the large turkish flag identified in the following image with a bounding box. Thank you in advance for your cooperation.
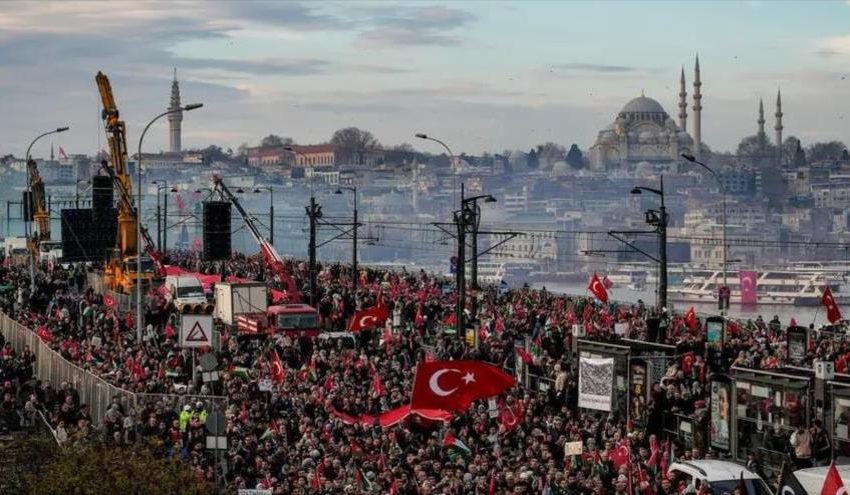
[822,286,843,324]
[588,273,608,303]
[411,360,516,412]
[348,305,390,332]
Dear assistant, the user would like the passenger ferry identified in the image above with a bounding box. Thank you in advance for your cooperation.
[669,269,845,306]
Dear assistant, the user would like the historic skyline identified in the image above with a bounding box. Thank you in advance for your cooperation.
[1,0,849,156]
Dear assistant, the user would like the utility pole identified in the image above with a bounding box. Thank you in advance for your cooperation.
[658,176,668,310]
[156,201,162,251]
[306,196,322,306]
[455,186,466,342]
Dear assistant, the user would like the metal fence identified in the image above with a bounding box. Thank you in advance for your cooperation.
[0,312,224,428]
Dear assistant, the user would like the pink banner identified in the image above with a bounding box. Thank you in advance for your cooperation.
[738,270,758,305]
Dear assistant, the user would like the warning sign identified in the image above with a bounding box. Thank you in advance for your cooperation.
[181,314,213,348]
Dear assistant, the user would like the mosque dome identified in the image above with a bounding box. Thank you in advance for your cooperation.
[551,161,570,177]
[620,95,666,114]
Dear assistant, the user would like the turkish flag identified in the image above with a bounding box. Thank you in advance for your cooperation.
[348,305,389,332]
[103,294,116,308]
[609,442,631,468]
[822,287,843,324]
[820,463,846,495]
[270,349,285,384]
[411,360,515,412]
[684,307,699,331]
[515,347,534,364]
[588,273,608,303]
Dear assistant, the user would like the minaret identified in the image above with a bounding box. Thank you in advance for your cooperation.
[757,98,765,137]
[50,143,54,161]
[678,66,687,132]
[692,55,702,160]
[774,88,783,166]
[167,68,183,153]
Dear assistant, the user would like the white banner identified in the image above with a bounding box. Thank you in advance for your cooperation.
[578,356,614,412]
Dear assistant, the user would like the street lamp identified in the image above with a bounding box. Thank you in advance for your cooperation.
[253,186,275,245]
[25,126,70,292]
[415,133,457,210]
[462,193,496,291]
[631,177,668,311]
[136,103,202,342]
[682,152,728,314]
[335,186,358,296]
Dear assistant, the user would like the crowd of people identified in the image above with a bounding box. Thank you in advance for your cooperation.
[0,251,844,493]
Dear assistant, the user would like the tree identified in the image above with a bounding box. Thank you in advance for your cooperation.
[527,149,539,169]
[535,142,566,169]
[25,443,206,495]
[736,134,775,161]
[806,141,847,162]
[330,127,379,166]
[195,145,228,165]
[565,144,584,169]
[260,134,294,148]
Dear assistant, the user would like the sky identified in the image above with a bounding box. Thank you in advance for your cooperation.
[1,0,850,158]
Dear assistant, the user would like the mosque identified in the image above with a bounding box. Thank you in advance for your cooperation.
[589,56,703,171]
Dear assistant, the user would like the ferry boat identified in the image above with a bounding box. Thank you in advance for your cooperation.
[669,269,845,306]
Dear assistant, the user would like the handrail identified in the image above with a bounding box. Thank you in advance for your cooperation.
[34,408,62,447]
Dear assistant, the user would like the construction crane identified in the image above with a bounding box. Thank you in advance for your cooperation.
[211,175,302,302]
[26,158,49,260]
[96,71,161,293]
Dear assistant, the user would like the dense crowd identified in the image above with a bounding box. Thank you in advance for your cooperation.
[0,252,843,493]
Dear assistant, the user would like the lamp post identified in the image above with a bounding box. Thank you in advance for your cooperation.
[631,177,668,311]
[682,153,728,315]
[415,133,457,210]
[253,186,274,245]
[335,186,358,296]
[152,180,168,251]
[25,126,70,292]
[137,103,202,342]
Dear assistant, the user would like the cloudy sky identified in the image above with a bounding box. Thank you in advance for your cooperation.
[2,0,850,158]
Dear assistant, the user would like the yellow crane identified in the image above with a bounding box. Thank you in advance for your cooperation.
[96,71,157,293]
[26,158,49,261]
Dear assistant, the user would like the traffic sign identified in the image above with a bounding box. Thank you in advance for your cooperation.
[205,410,226,435]
[181,314,214,348]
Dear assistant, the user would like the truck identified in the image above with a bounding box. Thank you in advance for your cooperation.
[164,275,212,314]
[38,240,63,264]
[6,237,29,262]
[214,282,269,326]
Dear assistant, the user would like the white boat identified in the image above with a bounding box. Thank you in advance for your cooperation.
[669,269,844,306]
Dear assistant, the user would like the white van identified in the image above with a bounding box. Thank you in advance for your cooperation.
[39,241,62,263]
[794,465,850,494]
[668,460,772,495]
[164,275,209,313]
[5,237,28,258]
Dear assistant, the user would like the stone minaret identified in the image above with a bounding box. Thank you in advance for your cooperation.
[757,98,765,137]
[167,68,183,153]
[678,66,687,132]
[774,88,783,165]
[692,55,702,160]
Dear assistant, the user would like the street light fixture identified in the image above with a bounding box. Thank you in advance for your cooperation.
[136,103,202,342]
[682,152,728,314]
[630,178,668,311]
[25,125,70,292]
[414,132,457,210]
[335,186,358,295]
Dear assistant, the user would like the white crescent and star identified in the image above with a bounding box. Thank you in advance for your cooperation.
[592,280,605,296]
[741,276,754,290]
[272,360,283,377]
[428,369,476,396]
[360,315,378,327]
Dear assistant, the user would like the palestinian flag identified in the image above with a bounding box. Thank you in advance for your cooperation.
[530,334,543,359]
[443,431,471,461]
[231,366,250,380]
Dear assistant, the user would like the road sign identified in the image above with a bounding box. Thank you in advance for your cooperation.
[205,410,226,435]
[199,353,218,372]
[181,314,213,348]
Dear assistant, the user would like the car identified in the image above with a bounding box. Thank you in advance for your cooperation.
[668,460,772,495]
[793,465,850,494]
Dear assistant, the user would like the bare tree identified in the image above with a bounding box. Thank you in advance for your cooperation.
[330,127,379,165]
[260,134,294,148]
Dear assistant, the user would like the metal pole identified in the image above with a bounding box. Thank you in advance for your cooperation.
[659,176,668,310]
[352,187,358,298]
[163,188,168,253]
[269,187,274,245]
[156,203,162,252]
[456,183,466,342]
[470,202,479,290]
[308,196,318,306]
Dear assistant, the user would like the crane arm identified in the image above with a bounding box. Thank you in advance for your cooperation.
[211,175,301,301]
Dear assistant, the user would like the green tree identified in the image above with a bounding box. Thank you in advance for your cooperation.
[330,127,380,166]
[25,443,206,495]
[806,141,847,162]
[565,144,584,169]
[736,134,775,160]
[260,134,294,148]
[527,148,539,169]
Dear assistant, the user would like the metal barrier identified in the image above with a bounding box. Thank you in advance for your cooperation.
[0,312,224,429]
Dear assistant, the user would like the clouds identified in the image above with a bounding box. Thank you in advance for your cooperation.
[817,34,850,55]
[550,63,640,74]
[356,5,476,46]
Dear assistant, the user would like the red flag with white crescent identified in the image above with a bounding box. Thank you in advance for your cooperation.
[588,273,608,303]
[820,463,846,495]
[348,305,389,332]
[822,286,843,324]
[270,349,285,384]
[411,360,515,412]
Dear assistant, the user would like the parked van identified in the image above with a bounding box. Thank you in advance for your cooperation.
[164,275,212,314]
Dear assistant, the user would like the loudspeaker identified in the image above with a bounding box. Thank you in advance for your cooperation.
[203,201,231,260]
[22,191,34,222]
[646,317,660,343]
[91,175,113,220]
[61,208,118,262]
